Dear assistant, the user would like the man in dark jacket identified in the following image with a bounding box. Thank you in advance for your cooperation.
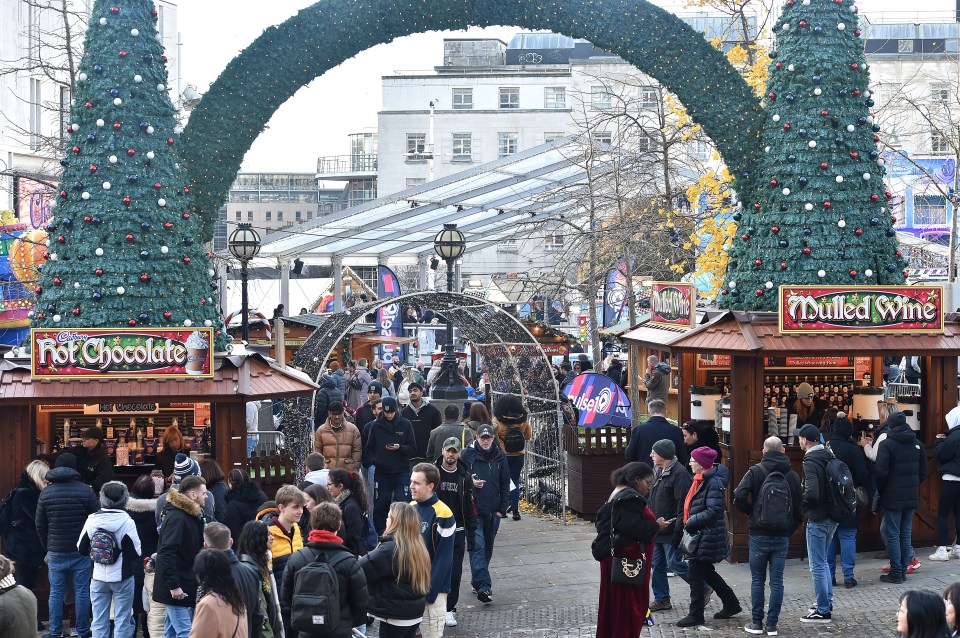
[625,399,688,468]
[932,406,960,561]
[434,437,478,627]
[280,502,368,638]
[366,397,417,533]
[826,416,869,588]
[154,475,208,637]
[402,383,443,462]
[35,453,100,638]
[733,436,803,635]
[460,425,510,605]
[72,426,115,492]
[559,361,576,388]
[798,424,836,624]
[648,439,694,612]
[876,412,928,584]
[606,358,624,387]
[313,373,343,429]
[202,522,263,638]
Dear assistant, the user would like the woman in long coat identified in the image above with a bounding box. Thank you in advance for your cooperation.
[591,462,667,638]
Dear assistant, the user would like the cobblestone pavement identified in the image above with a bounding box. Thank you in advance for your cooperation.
[389,510,960,637]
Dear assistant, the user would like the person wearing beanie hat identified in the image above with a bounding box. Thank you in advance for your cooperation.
[733,437,804,634]
[70,425,114,492]
[313,371,344,432]
[153,454,216,527]
[790,383,827,442]
[402,380,443,462]
[676,435,740,628]
[798,414,840,622]
[825,416,869,588]
[367,390,417,533]
[314,399,363,471]
[934,405,960,562]
[649,438,695,613]
[79,481,142,638]
[36,451,100,638]
[875,409,928,584]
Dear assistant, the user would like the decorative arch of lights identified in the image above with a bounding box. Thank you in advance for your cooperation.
[181,0,763,242]
[282,291,569,519]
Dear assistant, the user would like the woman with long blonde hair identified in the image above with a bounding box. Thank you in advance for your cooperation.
[0,459,49,592]
[357,502,430,637]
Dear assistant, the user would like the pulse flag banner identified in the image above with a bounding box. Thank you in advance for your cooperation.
[602,260,628,328]
[376,265,403,361]
[562,372,632,428]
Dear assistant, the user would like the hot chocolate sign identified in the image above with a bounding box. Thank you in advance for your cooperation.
[779,286,943,334]
[31,327,214,378]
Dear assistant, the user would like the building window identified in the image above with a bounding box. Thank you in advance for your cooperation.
[235,211,241,221]
[591,85,612,110]
[639,85,659,109]
[265,211,272,221]
[544,86,566,109]
[499,87,520,109]
[295,211,302,221]
[689,140,711,161]
[544,132,565,143]
[931,82,951,104]
[307,211,313,220]
[452,88,473,110]
[914,195,947,225]
[498,132,519,157]
[880,82,903,107]
[593,132,613,147]
[637,131,659,153]
[497,239,518,252]
[452,133,472,162]
[898,39,914,54]
[545,233,564,251]
[932,130,950,154]
[406,133,427,161]
[247,211,253,221]
[277,211,284,221]
[406,178,426,189]
[29,78,41,150]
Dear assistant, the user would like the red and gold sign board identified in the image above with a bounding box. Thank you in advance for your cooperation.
[31,327,214,379]
[779,286,943,334]
[650,282,695,329]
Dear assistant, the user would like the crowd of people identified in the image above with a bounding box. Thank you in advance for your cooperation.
[0,385,533,638]
[594,390,960,638]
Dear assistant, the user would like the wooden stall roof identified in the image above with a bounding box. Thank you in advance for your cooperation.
[623,310,960,356]
[619,312,714,348]
[0,352,318,405]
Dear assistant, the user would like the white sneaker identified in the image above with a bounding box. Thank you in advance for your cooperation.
[952,545,960,560]
[931,546,951,561]
[445,611,457,627]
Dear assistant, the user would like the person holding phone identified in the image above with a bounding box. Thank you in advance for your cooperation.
[733,436,803,636]
[647,439,695,613]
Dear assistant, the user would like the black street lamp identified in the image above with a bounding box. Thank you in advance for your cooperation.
[431,223,467,400]
[227,223,262,343]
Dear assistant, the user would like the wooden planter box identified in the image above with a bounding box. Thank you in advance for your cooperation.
[565,425,631,521]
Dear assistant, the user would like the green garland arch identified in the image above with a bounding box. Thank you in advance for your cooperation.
[181,0,764,242]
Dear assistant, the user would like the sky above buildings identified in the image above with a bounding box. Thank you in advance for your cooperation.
[176,0,952,173]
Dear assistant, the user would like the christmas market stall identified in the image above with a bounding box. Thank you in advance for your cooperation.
[623,284,959,561]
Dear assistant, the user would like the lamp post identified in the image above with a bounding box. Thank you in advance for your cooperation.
[432,223,467,399]
[228,223,262,343]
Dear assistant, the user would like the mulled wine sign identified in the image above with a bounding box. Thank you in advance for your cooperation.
[31,327,214,379]
[779,286,943,334]
[650,282,696,328]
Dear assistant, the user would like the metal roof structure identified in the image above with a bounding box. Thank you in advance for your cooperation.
[253,136,593,268]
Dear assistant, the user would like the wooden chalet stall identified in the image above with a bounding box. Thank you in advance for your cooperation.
[623,285,959,562]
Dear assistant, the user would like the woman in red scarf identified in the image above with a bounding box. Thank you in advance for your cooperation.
[592,462,671,638]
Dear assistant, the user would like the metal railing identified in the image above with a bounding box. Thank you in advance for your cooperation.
[316,154,378,175]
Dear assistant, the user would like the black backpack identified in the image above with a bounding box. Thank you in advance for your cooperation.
[753,465,793,531]
[823,457,857,524]
[503,426,526,454]
[291,548,351,636]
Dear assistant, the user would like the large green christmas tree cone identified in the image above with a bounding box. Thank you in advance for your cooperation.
[32,0,228,349]
[720,0,905,311]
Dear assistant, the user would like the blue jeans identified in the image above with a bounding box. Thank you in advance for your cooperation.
[749,535,788,628]
[651,541,691,602]
[373,471,410,533]
[92,577,135,638]
[506,455,524,512]
[163,604,194,638]
[806,519,837,615]
[364,465,376,511]
[448,530,466,612]
[883,508,915,579]
[828,525,857,582]
[48,551,92,637]
[470,514,501,593]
